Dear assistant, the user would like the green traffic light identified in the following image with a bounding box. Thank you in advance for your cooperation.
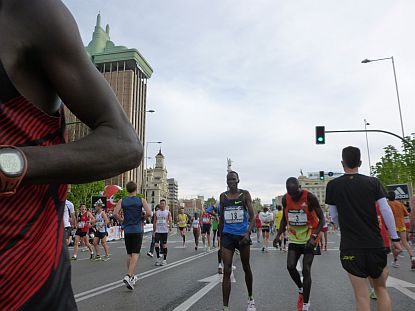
[317,137,324,142]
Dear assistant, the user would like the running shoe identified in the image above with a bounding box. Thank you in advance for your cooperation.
[81,247,88,252]
[297,293,304,311]
[207,246,211,251]
[161,260,167,266]
[391,261,400,268]
[146,251,153,258]
[71,256,77,261]
[131,275,138,285]
[89,252,94,260]
[261,247,265,252]
[102,255,111,261]
[369,291,377,300]
[195,246,198,251]
[247,299,256,311]
[155,258,161,266]
[218,263,223,274]
[94,254,102,261]
[123,275,134,290]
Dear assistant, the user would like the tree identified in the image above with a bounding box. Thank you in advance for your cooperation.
[67,180,105,212]
[205,197,217,208]
[372,137,415,189]
[252,197,263,212]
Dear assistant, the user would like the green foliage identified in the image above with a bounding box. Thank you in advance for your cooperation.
[372,137,415,189]
[252,197,263,212]
[69,181,105,212]
[112,189,144,203]
[205,197,217,207]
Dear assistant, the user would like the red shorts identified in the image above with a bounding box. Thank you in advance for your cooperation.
[322,227,328,233]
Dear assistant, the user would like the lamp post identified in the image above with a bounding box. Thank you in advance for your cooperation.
[361,56,405,138]
[364,119,372,175]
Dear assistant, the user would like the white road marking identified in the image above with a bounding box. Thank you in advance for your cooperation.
[75,249,216,302]
[387,276,415,301]
[172,272,236,311]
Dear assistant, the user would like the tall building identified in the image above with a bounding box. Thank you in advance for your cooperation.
[298,173,335,208]
[167,178,179,220]
[145,150,169,211]
[65,14,153,191]
[179,197,204,217]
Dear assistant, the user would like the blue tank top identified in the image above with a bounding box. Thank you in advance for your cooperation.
[121,196,143,234]
[222,190,249,236]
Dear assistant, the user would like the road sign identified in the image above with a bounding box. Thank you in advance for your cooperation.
[386,184,411,200]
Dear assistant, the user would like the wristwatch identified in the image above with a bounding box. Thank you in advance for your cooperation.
[0,146,28,198]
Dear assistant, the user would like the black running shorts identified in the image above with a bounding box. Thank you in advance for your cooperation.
[221,233,251,252]
[288,242,315,255]
[155,232,168,245]
[124,233,143,254]
[95,231,108,240]
[75,230,87,238]
[261,227,270,233]
[340,248,387,279]
[201,224,211,234]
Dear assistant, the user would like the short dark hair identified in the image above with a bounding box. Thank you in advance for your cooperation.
[387,191,396,201]
[227,170,239,179]
[126,181,137,193]
[342,146,361,169]
[160,199,166,203]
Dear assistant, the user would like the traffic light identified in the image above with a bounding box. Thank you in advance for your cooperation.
[315,126,325,144]
[319,171,325,181]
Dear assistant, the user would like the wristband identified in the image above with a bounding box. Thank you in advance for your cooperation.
[391,238,401,242]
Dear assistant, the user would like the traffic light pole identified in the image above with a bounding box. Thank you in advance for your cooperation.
[325,129,414,151]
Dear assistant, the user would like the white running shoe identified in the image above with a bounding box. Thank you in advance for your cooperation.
[161,259,167,266]
[147,251,153,258]
[247,299,256,311]
[123,275,134,290]
[391,261,400,268]
[155,258,161,266]
[131,275,138,285]
[207,246,211,251]
[218,263,223,274]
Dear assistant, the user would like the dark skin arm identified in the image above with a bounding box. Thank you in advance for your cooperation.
[307,192,325,240]
[242,190,255,242]
[0,0,142,184]
[218,193,225,236]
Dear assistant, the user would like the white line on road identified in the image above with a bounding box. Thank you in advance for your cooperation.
[75,250,216,302]
[172,270,237,311]
[387,276,415,301]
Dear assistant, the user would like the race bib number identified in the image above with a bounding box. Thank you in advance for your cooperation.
[203,217,210,223]
[192,221,199,228]
[97,221,104,229]
[157,218,166,225]
[288,210,307,226]
[224,206,244,224]
[78,221,85,228]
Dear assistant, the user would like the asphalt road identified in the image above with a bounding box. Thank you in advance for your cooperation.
[70,231,415,311]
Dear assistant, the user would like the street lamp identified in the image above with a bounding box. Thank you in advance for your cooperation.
[146,109,155,113]
[364,119,372,176]
[361,56,405,138]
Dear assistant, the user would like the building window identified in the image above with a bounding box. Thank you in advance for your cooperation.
[152,191,155,197]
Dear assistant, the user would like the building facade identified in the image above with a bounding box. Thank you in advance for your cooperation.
[179,196,204,218]
[145,150,169,211]
[167,178,179,220]
[298,174,335,208]
[65,14,153,191]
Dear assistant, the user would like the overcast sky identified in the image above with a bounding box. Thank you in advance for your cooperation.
[64,0,415,203]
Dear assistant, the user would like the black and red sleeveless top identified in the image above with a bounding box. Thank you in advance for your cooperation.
[0,61,77,310]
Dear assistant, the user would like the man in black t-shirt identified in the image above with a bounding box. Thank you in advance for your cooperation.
[326,146,401,311]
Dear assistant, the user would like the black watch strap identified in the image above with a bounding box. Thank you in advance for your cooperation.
[391,238,401,242]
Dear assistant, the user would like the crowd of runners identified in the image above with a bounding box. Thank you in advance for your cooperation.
[64,147,414,311]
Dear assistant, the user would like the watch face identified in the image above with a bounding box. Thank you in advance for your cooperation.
[0,151,23,176]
